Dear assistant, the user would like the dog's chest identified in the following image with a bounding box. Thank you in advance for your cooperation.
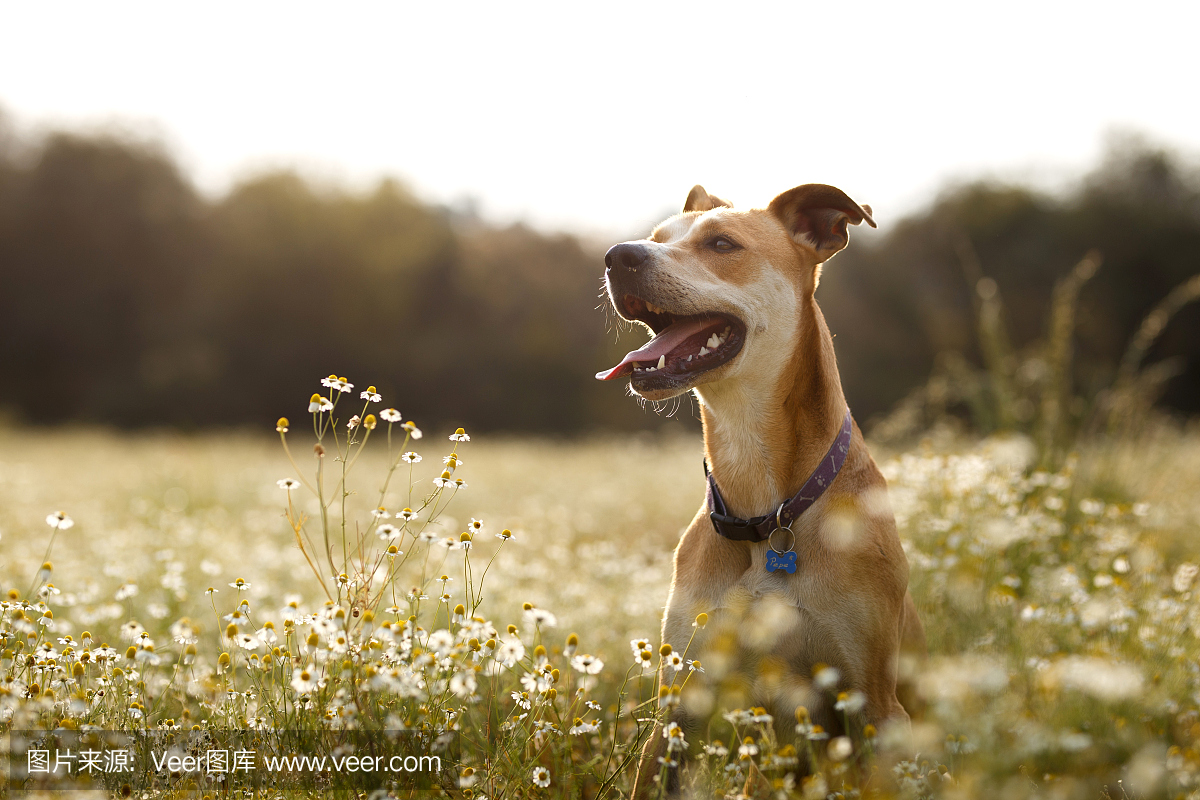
[726,544,814,608]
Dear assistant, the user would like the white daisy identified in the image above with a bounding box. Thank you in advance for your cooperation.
[664,721,687,751]
[570,654,604,675]
[834,690,866,714]
[524,607,558,628]
[449,670,477,698]
[291,665,317,693]
[45,511,74,530]
[531,766,550,788]
[569,719,600,735]
[381,408,402,422]
[321,375,353,393]
[520,671,546,694]
[495,638,525,667]
[814,664,840,690]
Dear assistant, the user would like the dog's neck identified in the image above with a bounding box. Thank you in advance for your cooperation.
[695,296,848,520]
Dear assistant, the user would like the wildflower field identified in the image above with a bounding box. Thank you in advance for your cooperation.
[3,383,1200,799]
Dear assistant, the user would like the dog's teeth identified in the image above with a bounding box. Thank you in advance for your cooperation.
[657,355,665,369]
[687,355,692,361]
[723,326,730,335]
[699,347,709,356]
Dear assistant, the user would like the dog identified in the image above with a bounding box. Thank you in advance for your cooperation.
[596,184,926,795]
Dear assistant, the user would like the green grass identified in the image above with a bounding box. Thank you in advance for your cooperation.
[3,412,1200,799]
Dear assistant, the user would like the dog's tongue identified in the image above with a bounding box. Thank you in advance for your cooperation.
[595,317,717,381]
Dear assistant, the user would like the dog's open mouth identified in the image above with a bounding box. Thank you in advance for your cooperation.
[595,295,745,384]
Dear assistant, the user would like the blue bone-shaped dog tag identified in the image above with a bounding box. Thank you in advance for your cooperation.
[765,550,797,574]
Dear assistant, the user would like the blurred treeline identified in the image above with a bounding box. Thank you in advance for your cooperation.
[823,135,1200,433]
[0,120,656,432]
[0,118,1197,434]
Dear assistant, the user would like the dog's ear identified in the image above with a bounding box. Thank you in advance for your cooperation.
[683,185,733,213]
[768,184,876,261]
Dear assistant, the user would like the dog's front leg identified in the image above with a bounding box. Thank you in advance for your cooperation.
[632,611,708,797]
[632,704,695,798]
[842,590,914,734]
[632,715,667,798]
[633,660,713,798]
[633,516,749,797]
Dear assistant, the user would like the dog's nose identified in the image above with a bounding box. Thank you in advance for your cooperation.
[604,243,650,273]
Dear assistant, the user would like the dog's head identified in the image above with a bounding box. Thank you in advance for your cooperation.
[597,184,875,402]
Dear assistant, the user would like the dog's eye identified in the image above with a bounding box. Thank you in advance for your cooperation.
[708,236,740,252]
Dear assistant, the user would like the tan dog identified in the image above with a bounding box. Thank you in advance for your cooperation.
[597,184,925,795]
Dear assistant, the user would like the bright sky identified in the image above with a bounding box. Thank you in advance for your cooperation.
[2,1,1197,238]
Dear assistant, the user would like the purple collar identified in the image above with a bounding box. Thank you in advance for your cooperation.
[705,407,853,543]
